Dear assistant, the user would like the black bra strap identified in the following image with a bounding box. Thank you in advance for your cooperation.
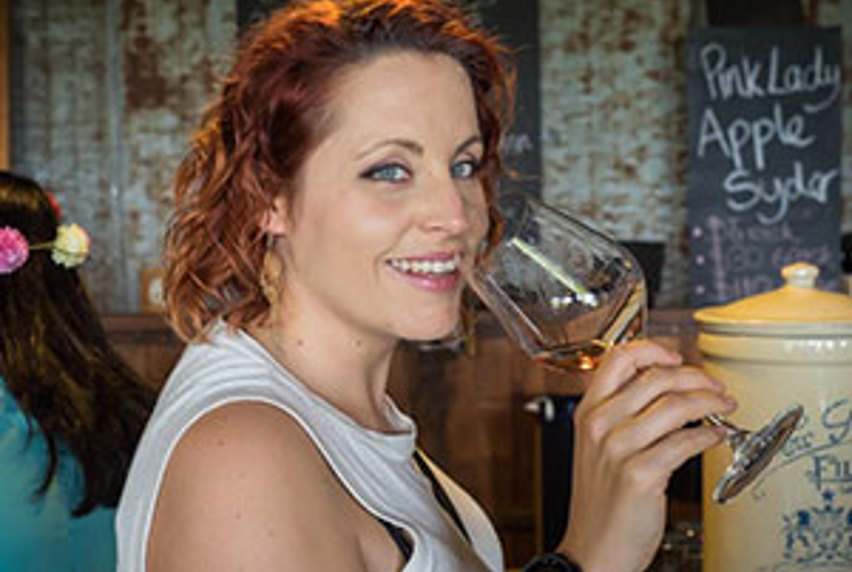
[378,450,472,561]
[412,449,471,543]
[379,517,414,561]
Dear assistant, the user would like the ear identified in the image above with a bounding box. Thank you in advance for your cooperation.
[262,195,290,236]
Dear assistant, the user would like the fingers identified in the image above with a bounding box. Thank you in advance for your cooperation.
[620,425,727,495]
[573,339,737,495]
[582,366,728,443]
[601,388,736,464]
[582,340,682,406]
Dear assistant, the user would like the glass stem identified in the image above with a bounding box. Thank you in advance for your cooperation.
[705,413,749,449]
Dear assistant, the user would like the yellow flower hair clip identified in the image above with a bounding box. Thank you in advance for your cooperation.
[50,224,91,268]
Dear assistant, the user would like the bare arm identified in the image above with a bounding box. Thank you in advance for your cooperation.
[146,402,380,572]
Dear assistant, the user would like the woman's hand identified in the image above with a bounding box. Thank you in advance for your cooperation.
[557,340,736,572]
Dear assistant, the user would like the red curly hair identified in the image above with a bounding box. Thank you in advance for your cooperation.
[163,0,513,341]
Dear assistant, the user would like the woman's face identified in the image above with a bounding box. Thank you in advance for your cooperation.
[271,51,488,345]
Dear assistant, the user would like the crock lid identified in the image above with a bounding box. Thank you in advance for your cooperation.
[694,262,852,336]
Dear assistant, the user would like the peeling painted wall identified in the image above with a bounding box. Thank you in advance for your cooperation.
[11,0,234,312]
[9,0,852,311]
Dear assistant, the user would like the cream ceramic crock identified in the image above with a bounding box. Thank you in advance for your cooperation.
[694,262,852,572]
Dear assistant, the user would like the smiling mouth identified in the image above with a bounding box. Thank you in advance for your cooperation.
[386,254,460,275]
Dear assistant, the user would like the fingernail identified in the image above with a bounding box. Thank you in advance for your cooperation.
[725,394,738,409]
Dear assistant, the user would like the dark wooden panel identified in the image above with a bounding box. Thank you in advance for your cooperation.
[103,313,183,387]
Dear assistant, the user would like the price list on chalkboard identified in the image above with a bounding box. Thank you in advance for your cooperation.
[686,28,843,306]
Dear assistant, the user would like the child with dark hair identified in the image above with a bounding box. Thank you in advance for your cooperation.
[0,170,156,571]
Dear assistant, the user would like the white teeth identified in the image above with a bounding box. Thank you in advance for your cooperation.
[389,256,458,274]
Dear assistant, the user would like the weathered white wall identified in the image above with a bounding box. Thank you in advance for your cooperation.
[10,0,852,310]
[11,0,234,312]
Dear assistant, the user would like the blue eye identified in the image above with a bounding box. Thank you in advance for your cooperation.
[361,163,411,182]
[451,159,480,180]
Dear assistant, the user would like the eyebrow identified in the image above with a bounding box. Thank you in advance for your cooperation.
[356,134,483,159]
[357,138,423,159]
[453,134,484,157]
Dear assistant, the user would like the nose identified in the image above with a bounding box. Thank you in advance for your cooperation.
[421,175,472,236]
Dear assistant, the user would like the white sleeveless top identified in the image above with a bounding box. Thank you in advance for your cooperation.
[115,323,503,572]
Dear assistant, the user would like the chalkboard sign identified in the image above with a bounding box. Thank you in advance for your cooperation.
[237,0,541,197]
[686,28,843,306]
[462,0,540,197]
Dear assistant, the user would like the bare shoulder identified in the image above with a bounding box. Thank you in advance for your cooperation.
[162,400,320,474]
[147,401,368,572]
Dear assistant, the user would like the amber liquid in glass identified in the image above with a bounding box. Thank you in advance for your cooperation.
[533,282,646,372]
[533,341,609,371]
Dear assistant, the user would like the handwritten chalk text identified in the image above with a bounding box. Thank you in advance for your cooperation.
[697,104,814,170]
[723,161,837,224]
[700,43,842,112]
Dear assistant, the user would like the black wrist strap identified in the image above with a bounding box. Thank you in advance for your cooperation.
[522,552,583,572]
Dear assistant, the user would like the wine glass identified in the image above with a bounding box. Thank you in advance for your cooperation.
[468,191,803,504]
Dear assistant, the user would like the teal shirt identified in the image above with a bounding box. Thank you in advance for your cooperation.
[0,378,116,572]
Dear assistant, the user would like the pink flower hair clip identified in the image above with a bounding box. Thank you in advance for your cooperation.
[0,224,91,275]
[0,227,30,274]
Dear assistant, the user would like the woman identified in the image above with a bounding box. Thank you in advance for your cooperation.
[0,171,156,571]
[117,1,735,571]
